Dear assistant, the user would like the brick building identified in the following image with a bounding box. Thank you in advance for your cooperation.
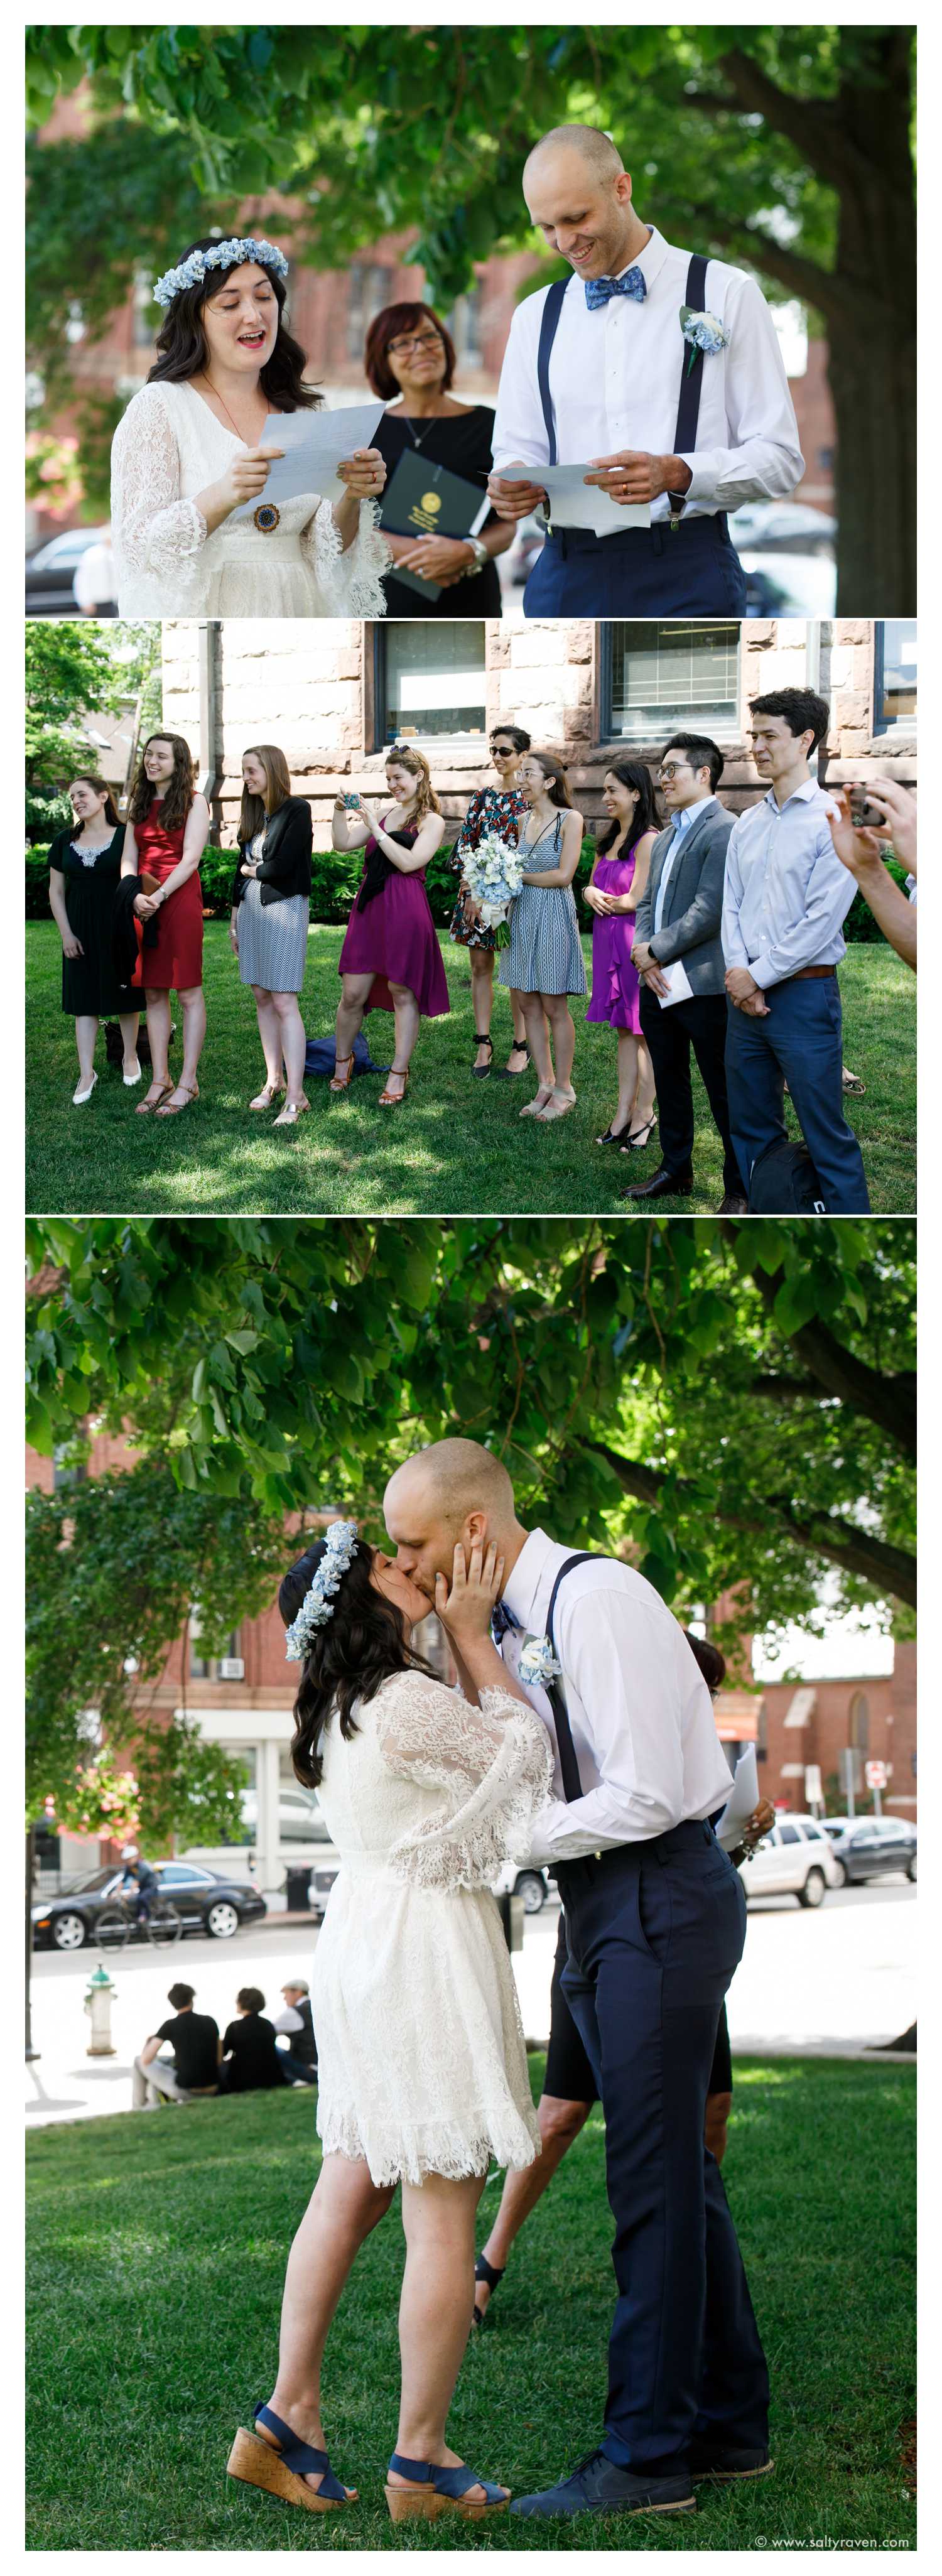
[160,615,917,851]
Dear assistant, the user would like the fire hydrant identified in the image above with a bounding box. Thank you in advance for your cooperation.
[84,1961,117,2056]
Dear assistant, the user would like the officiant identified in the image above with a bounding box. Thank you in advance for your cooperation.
[368,303,514,617]
[488,126,804,617]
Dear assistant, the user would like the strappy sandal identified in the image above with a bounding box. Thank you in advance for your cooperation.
[378,1067,409,1107]
[519,1081,555,1118]
[227,2404,355,2514]
[494,1040,530,1082]
[273,1097,310,1127]
[384,2453,509,2523]
[471,1032,494,1080]
[156,1082,200,1118]
[596,1120,632,1147]
[328,1053,354,1095]
[619,1113,658,1152]
[135,1080,173,1116]
[534,1086,577,1122]
[249,1083,284,1112]
[472,2251,506,2325]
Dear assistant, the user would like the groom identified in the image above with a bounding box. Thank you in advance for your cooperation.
[487,122,803,616]
[385,1436,771,2521]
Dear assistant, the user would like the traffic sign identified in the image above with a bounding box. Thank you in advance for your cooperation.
[865,1760,887,1789]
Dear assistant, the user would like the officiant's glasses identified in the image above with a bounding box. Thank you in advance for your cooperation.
[386,327,443,357]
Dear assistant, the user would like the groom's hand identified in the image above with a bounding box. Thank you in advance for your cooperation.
[487,468,549,521]
[584,452,693,505]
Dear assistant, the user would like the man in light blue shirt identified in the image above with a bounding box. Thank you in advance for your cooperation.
[722,688,870,1213]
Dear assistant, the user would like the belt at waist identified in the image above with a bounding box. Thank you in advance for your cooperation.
[776,963,838,984]
[543,511,730,549]
[220,534,304,561]
[554,1817,720,1893]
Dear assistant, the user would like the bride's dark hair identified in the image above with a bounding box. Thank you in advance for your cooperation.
[148,237,321,413]
[279,1539,438,1789]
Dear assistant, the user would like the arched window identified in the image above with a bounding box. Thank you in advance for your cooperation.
[849,1691,870,1753]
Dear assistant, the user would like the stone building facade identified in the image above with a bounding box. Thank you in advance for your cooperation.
[160,617,916,851]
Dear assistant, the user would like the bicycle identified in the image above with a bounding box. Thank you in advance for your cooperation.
[96,1891,182,1951]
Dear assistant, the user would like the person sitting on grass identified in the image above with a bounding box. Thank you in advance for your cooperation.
[131,1979,221,2110]
[220,1987,289,2092]
[273,1978,319,2087]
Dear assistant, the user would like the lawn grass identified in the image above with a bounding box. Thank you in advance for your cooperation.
[26,2054,915,2551]
[26,923,916,1216]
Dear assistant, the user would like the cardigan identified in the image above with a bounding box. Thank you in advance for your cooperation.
[230,796,313,909]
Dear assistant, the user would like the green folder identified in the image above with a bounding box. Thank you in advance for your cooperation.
[379,450,490,600]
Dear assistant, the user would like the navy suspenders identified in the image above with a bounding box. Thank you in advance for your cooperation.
[535,253,712,527]
[544,1550,612,1804]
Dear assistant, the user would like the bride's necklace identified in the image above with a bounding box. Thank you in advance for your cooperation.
[199,374,266,443]
[198,372,283,534]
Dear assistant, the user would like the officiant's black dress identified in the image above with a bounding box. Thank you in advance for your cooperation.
[374,406,504,619]
[48,823,131,1017]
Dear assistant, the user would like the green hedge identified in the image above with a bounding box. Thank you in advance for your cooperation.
[27,839,907,939]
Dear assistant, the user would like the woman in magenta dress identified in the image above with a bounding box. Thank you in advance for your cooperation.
[122,732,210,1117]
[331,746,449,1106]
[582,758,659,1150]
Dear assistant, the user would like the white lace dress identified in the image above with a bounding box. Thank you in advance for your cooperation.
[110,381,390,618]
[310,1670,554,2187]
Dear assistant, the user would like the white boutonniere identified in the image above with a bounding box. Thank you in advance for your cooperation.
[679,306,730,373]
[517,1633,563,1687]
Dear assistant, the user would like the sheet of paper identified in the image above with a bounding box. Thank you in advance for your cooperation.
[713,1745,760,1852]
[501,461,649,537]
[230,403,386,518]
[656,956,694,1009]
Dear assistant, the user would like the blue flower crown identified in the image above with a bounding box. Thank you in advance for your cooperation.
[284,1522,359,1662]
[153,235,290,310]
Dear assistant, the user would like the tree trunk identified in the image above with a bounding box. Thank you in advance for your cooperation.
[828,38,916,611]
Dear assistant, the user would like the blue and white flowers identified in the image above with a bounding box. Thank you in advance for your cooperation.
[284,1520,359,1660]
[679,305,729,372]
[462,830,526,948]
[153,237,290,309]
[517,1633,563,1687]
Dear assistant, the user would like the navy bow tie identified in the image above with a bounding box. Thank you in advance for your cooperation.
[584,266,647,313]
[491,1599,520,1644]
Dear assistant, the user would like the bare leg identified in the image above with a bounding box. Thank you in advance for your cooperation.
[704,2090,732,2166]
[533,994,576,1117]
[475,2096,591,2317]
[469,949,495,1070]
[138,988,171,1108]
[252,987,284,1092]
[386,983,421,1100]
[74,1014,99,1091]
[256,2154,395,2494]
[390,2171,507,2503]
[600,1030,655,1141]
[118,1010,141,1078]
[519,993,555,1113]
[509,988,529,1051]
[333,972,374,1067]
[271,992,308,1106]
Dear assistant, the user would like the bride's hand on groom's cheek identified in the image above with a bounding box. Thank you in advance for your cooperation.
[435,1540,505,1639]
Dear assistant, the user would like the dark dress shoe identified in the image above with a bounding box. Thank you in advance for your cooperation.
[620,1163,693,1203]
[689,2440,772,2481]
[716,1193,748,1215]
[510,2449,695,2520]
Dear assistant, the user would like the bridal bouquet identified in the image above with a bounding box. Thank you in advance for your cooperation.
[462,830,526,948]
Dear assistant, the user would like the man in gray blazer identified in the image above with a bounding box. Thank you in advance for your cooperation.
[622,733,747,1210]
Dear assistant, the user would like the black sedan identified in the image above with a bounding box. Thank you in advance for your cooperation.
[25,524,115,617]
[824,1818,917,1886]
[32,1861,267,1952]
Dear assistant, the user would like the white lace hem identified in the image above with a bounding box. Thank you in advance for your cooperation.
[301,495,391,619]
[318,2100,541,2188]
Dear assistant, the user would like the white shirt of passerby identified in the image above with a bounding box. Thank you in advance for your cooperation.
[497,1529,733,1866]
[273,2005,306,2037]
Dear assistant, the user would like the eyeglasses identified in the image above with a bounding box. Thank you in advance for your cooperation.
[386,328,443,357]
[657,762,691,782]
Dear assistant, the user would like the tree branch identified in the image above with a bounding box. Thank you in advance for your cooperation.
[745,1267,916,1456]
[585,1441,915,1608]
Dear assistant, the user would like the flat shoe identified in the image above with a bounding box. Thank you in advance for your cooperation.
[155,1083,199,1118]
[519,1086,555,1118]
[122,1063,142,1088]
[249,1084,284,1111]
[136,1081,173,1116]
[72,1072,98,1105]
[273,1098,310,1127]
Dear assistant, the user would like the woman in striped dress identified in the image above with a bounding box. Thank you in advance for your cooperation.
[230,745,313,1126]
[499,752,586,1122]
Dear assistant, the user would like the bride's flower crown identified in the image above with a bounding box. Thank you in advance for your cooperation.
[153,235,290,310]
[284,1522,359,1661]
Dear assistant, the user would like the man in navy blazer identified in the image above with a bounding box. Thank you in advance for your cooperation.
[623,734,747,1211]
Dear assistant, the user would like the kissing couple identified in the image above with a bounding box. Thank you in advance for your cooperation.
[227,1436,771,2525]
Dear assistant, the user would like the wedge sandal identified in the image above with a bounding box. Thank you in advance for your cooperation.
[384,2452,509,2522]
[227,2403,355,2514]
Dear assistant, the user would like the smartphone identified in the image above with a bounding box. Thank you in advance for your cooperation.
[342,793,362,810]
[848,788,885,830]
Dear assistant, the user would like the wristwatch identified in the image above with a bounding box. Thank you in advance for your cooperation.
[463,536,489,571]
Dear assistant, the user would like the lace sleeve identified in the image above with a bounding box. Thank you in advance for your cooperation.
[111,388,207,586]
[375,1672,554,1893]
[300,496,391,618]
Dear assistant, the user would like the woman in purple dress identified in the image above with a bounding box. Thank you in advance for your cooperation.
[583,759,659,1149]
[332,747,449,1106]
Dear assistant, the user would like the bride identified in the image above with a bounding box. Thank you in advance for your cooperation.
[227,1524,552,2525]
[111,234,389,617]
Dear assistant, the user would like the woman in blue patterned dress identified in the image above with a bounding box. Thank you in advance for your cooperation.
[499,750,586,1123]
[450,726,531,1081]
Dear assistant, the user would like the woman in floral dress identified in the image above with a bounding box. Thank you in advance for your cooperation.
[450,726,532,1080]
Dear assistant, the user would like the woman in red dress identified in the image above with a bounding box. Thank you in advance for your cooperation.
[122,733,210,1115]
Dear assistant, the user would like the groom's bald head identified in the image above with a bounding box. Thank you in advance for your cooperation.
[384,1441,524,1602]
[522,124,637,282]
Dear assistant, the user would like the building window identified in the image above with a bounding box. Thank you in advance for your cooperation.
[374,622,487,742]
[602,621,740,744]
[849,1691,870,1755]
[347,262,393,360]
[52,1446,87,1492]
[874,621,918,732]
[190,1623,242,1683]
[218,1745,256,1846]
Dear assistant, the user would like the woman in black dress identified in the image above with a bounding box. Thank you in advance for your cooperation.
[368,303,514,618]
[47,773,141,1105]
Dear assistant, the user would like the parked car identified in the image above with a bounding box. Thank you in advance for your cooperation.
[306,1852,551,1922]
[739,552,837,617]
[25,524,114,616]
[738,1815,844,1908]
[727,500,837,555]
[31,1860,267,1951]
[825,1818,917,1886]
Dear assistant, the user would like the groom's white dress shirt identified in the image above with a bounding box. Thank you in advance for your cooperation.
[498,1529,734,1865]
[491,228,804,526]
